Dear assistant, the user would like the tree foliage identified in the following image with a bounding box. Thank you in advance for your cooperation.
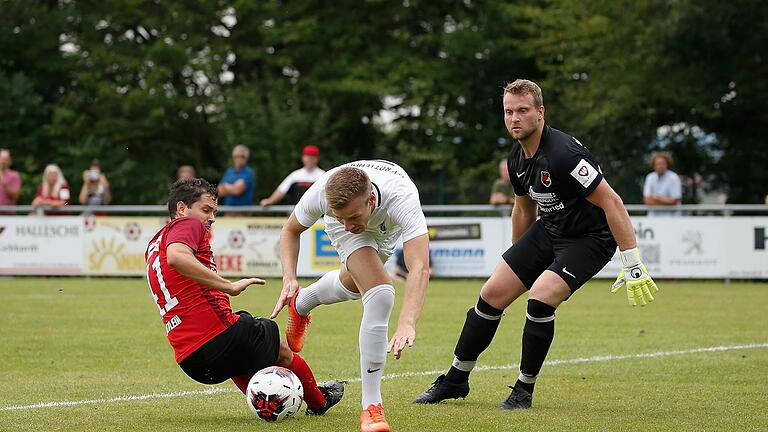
[0,0,764,204]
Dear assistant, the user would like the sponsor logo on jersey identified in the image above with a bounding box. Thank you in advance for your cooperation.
[528,187,564,213]
[540,171,552,187]
[165,314,182,334]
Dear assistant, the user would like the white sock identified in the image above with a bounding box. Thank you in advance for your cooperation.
[295,269,361,316]
[359,284,395,409]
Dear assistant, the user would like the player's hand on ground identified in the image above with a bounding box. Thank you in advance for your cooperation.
[387,325,415,360]
[227,278,265,297]
[270,278,301,318]
[611,248,659,306]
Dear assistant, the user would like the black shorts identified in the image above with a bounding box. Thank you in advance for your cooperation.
[179,311,280,385]
[502,220,616,295]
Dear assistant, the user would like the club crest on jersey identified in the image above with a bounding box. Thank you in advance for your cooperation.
[578,166,589,176]
[540,171,552,187]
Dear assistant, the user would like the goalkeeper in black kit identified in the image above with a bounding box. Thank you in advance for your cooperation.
[413,79,658,409]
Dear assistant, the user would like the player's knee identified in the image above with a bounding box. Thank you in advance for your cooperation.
[362,284,395,313]
[480,281,514,310]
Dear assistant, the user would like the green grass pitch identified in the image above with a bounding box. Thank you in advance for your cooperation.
[1,277,767,431]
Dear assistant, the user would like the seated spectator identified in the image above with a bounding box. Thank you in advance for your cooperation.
[390,247,433,281]
[0,148,21,207]
[643,151,682,216]
[78,159,111,206]
[260,145,325,206]
[32,164,70,209]
[765,194,768,206]
[177,165,196,181]
[217,145,255,206]
[489,158,515,206]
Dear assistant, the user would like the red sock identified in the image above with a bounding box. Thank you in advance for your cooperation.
[287,354,326,408]
[231,373,251,394]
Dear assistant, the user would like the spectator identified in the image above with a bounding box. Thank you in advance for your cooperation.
[489,158,515,206]
[260,145,325,206]
[764,194,768,205]
[177,165,196,182]
[217,145,255,206]
[390,247,433,282]
[32,164,70,209]
[643,151,682,216]
[0,148,21,207]
[78,159,111,206]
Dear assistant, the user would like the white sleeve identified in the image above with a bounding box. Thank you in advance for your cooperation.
[671,173,683,200]
[293,181,327,227]
[276,170,298,194]
[643,173,654,197]
[392,195,428,242]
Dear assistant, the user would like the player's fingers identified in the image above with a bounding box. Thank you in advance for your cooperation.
[611,278,624,293]
[270,297,285,318]
[386,337,395,353]
[250,278,266,285]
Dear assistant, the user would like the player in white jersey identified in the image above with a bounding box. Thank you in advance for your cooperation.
[271,160,430,432]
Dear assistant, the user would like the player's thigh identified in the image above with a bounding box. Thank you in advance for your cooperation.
[479,260,529,310]
[529,270,571,308]
[500,220,555,290]
[345,246,392,294]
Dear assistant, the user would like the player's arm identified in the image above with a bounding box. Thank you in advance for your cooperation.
[167,242,264,296]
[586,180,636,249]
[511,194,537,243]
[388,233,430,359]
[586,179,658,305]
[271,213,310,318]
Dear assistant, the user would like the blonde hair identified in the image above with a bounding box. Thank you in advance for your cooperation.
[503,79,544,108]
[325,167,371,210]
[41,164,67,197]
[650,151,673,169]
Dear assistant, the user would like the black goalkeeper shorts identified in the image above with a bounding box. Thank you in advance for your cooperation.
[502,219,616,294]
[179,311,280,384]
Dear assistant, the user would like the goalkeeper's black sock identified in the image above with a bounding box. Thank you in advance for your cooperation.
[445,296,503,384]
[516,299,556,394]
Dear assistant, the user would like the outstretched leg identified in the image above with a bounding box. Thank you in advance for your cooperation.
[287,269,361,352]
[413,261,527,404]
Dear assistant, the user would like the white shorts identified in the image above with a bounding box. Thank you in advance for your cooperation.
[323,217,399,265]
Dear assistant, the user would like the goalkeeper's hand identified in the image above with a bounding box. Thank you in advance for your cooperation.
[611,247,658,306]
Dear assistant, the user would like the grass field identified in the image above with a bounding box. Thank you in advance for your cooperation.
[1,277,767,431]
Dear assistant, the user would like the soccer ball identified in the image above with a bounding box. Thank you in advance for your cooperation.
[245,366,304,421]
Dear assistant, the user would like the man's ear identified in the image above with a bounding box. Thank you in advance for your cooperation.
[175,201,187,217]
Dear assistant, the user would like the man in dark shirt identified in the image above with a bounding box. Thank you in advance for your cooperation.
[414,79,658,409]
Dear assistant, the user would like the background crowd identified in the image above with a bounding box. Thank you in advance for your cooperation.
[2,142,766,214]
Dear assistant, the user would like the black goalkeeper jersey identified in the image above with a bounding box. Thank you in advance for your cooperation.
[508,125,611,239]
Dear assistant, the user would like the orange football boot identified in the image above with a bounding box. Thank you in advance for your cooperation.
[286,295,311,352]
[360,403,390,432]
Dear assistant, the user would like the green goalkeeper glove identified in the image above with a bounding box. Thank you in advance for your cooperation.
[611,247,658,306]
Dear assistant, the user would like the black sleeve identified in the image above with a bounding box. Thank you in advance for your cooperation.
[551,138,604,198]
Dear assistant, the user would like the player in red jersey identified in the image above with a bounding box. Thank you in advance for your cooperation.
[145,178,343,415]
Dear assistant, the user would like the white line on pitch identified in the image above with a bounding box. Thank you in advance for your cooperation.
[2,342,766,412]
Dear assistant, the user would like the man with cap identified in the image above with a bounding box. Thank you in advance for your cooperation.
[260,145,326,206]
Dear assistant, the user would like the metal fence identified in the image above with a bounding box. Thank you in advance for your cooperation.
[2,204,768,216]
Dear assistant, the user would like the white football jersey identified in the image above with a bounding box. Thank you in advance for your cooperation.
[294,160,428,249]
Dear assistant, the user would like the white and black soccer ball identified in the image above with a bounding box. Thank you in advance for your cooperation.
[245,366,304,422]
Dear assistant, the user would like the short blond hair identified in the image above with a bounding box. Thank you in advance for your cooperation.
[325,167,371,210]
[503,79,543,108]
